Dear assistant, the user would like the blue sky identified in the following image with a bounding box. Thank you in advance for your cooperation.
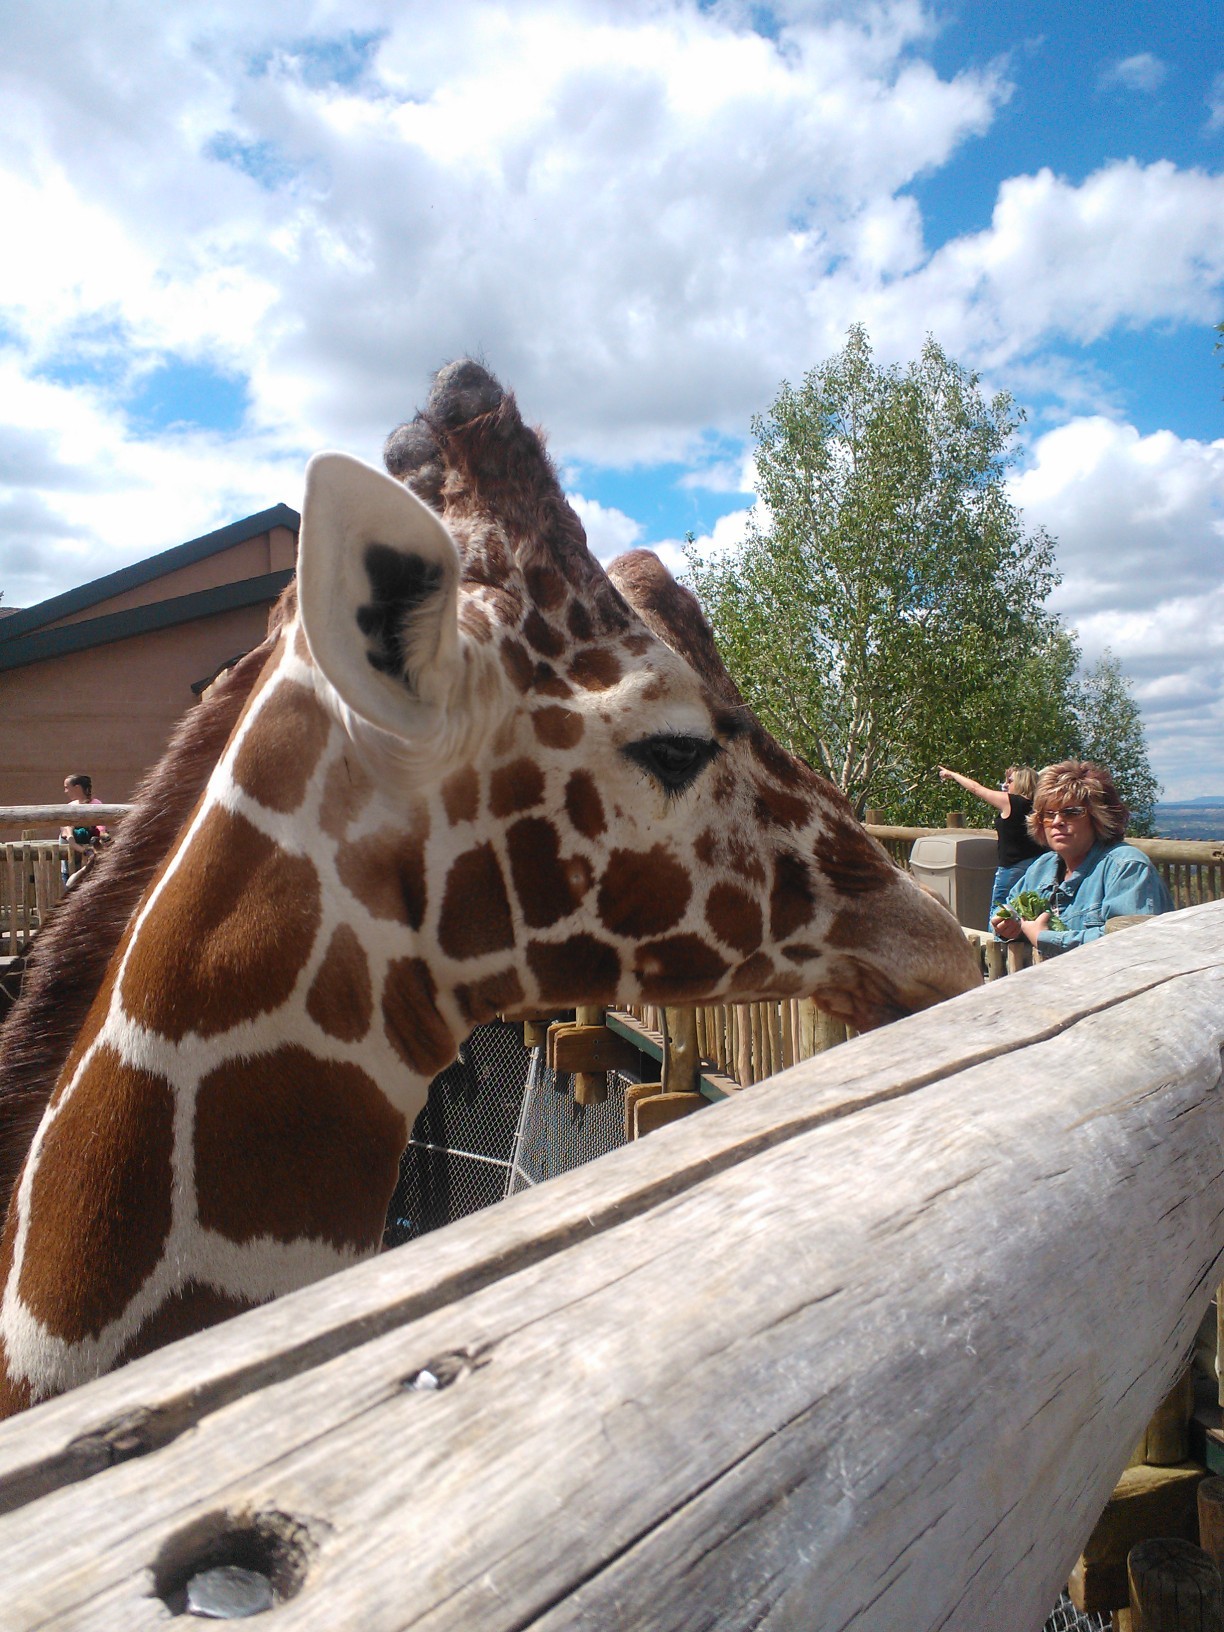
[0,0,1220,795]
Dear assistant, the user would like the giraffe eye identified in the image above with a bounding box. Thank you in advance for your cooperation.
[622,734,721,796]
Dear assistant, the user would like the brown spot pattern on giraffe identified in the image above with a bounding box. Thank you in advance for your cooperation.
[117,1283,258,1368]
[525,563,567,610]
[527,935,621,1004]
[317,752,375,843]
[459,602,492,641]
[753,780,814,831]
[522,609,565,659]
[0,1223,31,1417]
[812,813,898,895]
[770,851,818,940]
[750,731,806,787]
[0,1346,32,1418]
[507,817,592,928]
[438,843,515,958]
[597,846,691,938]
[196,1045,405,1253]
[567,600,593,640]
[49,950,123,1109]
[534,668,574,700]
[729,952,777,994]
[306,924,374,1042]
[712,764,737,806]
[532,707,584,750]
[441,765,481,824]
[120,808,322,1041]
[568,647,623,691]
[705,883,764,955]
[565,770,605,839]
[17,1046,175,1343]
[383,957,457,1076]
[823,912,864,949]
[500,638,534,694]
[456,967,526,1025]
[490,758,545,818]
[634,935,729,1002]
[231,680,331,813]
[336,825,428,931]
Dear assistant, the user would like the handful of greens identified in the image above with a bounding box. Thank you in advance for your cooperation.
[994,890,1067,931]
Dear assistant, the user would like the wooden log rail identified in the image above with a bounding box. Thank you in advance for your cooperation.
[0,804,133,840]
[0,901,1220,1629]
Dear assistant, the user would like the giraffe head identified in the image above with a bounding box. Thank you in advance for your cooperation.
[299,361,980,1031]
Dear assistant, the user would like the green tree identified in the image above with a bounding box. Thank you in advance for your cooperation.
[1073,649,1161,836]
[687,326,1072,822]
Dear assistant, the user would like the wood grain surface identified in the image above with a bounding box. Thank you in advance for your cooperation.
[0,902,1220,1630]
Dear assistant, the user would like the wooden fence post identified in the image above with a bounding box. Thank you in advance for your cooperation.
[1197,1480,1224,1579]
[1128,1538,1223,1630]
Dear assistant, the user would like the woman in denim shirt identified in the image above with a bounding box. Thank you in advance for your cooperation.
[990,761,1172,956]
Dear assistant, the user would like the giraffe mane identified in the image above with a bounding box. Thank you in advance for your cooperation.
[385,361,622,622]
[0,592,295,1223]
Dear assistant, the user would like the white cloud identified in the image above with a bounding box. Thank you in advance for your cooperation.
[0,355,307,608]
[1011,418,1224,799]
[1,2,1222,795]
[663,503,757,578]
[1098,53,1168,94]
[566,493,643,563]
[869,161,1224,373]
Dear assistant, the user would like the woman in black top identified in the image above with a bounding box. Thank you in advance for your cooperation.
[937,764,1044,924]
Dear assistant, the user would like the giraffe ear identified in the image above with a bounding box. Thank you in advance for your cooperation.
[298,451,463,737]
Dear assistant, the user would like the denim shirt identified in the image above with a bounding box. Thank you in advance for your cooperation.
[1004,840,1173,955]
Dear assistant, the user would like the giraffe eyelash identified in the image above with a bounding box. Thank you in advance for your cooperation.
[621,734,722,798]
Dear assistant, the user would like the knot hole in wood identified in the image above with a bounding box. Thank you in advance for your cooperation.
[150,1506,324,1616]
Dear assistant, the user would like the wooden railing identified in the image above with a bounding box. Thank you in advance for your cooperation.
[0,841,71,957]
[0,902,1218,1629]
[867,822,1224,909]
[0,807,133,958]
[0,804,132,842]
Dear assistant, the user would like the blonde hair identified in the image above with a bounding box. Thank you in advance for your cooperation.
[1027,761,1129,846]
[1006,765,1037,801]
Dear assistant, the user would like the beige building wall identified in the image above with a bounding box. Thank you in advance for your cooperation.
[0,512,297,838]
[0,602,276,835]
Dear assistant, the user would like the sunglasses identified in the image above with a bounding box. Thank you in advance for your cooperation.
[1040,805,1087,823]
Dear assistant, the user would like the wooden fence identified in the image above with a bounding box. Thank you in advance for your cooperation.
[0,900,1218,1629]
[0,841,71,958]
[0,807,132,960]
[868,822,1224,910]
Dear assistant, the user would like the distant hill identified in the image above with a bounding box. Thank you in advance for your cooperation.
[1153,800,1224,841]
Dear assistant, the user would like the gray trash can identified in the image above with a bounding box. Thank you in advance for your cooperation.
[909,831,999,930]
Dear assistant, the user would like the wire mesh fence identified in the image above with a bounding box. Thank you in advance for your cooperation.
[1042,1592,1109,1632]
[383,1020,634,1247]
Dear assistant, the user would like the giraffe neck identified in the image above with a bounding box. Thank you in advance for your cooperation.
[0,625,466,1407]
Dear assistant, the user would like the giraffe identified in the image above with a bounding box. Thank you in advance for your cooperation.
[0,360,981,1417]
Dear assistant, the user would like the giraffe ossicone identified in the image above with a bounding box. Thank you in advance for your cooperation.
[0,360,981,1416]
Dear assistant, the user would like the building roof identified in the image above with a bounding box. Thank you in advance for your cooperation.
[0,505,299,675]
